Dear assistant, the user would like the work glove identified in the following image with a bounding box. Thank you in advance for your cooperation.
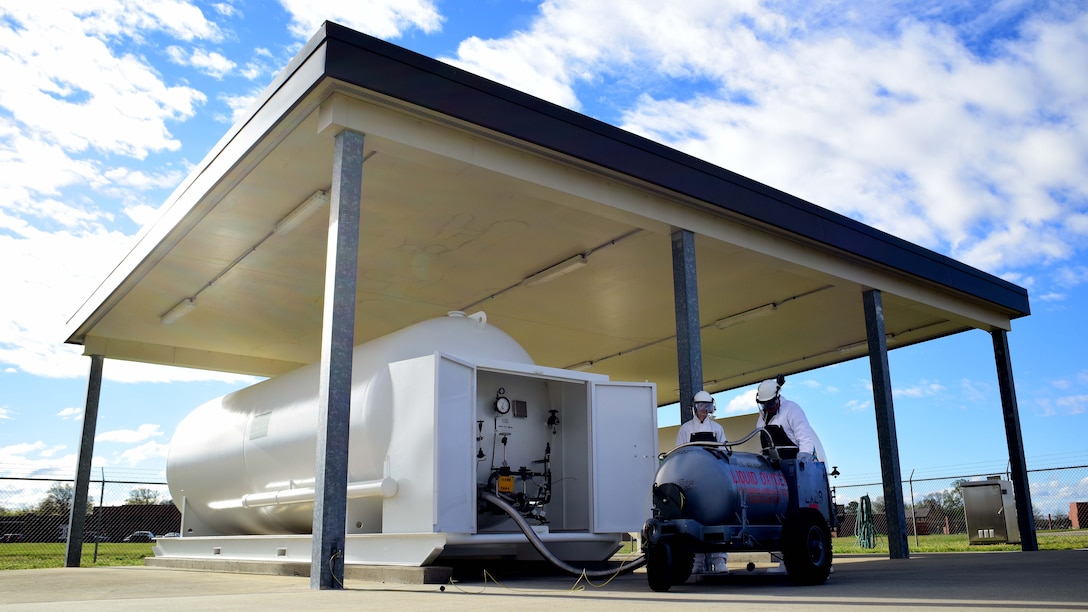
[797,452,816,463]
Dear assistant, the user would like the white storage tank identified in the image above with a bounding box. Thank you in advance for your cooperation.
[162,311,660,566]
[167,311,531,536]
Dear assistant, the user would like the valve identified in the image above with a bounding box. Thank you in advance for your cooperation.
[547,409,560,434]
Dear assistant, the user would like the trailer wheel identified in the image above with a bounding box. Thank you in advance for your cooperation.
[671,547,693,585]
[646,542,675,592]
[783,509,833,585]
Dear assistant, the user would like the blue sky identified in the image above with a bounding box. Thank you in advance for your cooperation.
[1,1,1086,514]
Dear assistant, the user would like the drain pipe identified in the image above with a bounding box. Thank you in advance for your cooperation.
[480,491,646,578]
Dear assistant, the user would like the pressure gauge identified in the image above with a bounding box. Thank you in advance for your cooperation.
[495,389,511,414]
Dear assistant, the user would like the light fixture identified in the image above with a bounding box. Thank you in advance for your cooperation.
[714,303,777,329]
[160,298,196,325]
[273,190,330,236]
[836,333,897,353]
[521,254,588,287]
[835,339,869,353]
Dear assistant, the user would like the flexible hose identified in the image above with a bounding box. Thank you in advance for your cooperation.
[480,491,647,578]
[856,494,876,549]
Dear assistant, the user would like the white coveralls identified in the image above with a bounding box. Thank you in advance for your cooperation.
[755,396,824,460]
[675,415,725,447]
[676,412,727,573]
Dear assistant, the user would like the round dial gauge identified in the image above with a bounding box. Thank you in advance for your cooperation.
[495,396,511,414]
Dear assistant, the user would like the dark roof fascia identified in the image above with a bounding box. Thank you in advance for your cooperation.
[319,22,1029,317]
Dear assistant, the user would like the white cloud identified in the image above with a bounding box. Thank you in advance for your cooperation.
[0,6,210,160]
[166,45,236,78]
[0,406,11,420]
[894,381,946,398]
[1032,395,1088,417]
[37,444,68,458]
[960,378,988,403]
[0,441,75,472]
[1054,395,1088,415]
[279,0,444,40]
[212,2,238,19]
[846,398,871,412]
[443,1,1087,277]
[57,407,83,421]
[220,90,261,124]
[0,4,265,385]
[723,389,758,415]
[96,423,164,444]
[1054,266,1088,288]
[117,441,170,466]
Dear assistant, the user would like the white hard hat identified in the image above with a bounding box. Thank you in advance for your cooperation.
[756,379,780,403]
[693,390,714,404]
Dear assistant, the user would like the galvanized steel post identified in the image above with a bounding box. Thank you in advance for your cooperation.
[671,229,703,424]
[862,289,909,559]
[312,129,364,589]
[65,354,103,567]
[991,328,1038,551]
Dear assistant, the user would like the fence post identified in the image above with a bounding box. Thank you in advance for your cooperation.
[909,470,919,547]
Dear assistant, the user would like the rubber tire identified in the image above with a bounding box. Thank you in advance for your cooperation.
[646,542,675,592]
[783,509,833,586]
[671,547,694,585]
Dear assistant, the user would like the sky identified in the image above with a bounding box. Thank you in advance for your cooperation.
[1,1,1087,514]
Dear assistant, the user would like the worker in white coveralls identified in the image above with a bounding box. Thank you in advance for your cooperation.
[675,390,729,574]
[754,377,823,462]
[675,390,726,446]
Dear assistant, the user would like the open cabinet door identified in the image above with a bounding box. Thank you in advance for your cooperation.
[590,381,658,533]
[384,352,476,535]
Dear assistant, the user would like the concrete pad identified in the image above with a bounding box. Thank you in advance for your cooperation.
[0,550,1085,611]
[144,557,452,584]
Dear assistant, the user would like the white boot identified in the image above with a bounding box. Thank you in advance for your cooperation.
[710,552,728,573]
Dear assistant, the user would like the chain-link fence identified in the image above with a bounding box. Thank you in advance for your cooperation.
[832,464,1088,544]
[0,475,178,553]
[3,464,1086,567]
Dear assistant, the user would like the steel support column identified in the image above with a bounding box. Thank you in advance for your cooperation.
[65,354,103,567]
[991,328,1039,551]
[311,129,364,589]
[671,229,703,423]
[862,289,909,559]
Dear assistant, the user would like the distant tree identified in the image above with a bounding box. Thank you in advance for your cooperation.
[36,482,93,515]
[871,496,886,513]
[846,500,859,514]
[125,487,162,505]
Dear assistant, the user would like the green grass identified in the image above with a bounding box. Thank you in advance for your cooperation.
[4,532,1086,571]
[618,530,1088,557]
[833,530,1088,554]
[0,543,154,570]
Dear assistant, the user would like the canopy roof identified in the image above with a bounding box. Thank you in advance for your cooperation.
[65,22,1029,407]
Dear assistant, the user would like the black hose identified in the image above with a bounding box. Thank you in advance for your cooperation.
[480,491,647,578]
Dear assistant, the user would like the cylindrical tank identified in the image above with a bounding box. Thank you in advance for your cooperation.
[167,311,533,536]
[654,446,789,526]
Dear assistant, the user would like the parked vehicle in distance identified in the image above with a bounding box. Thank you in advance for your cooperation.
[122,530,155,542]
[1,533,25,543]
[87,533,109,542]
[160,532,181,538]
